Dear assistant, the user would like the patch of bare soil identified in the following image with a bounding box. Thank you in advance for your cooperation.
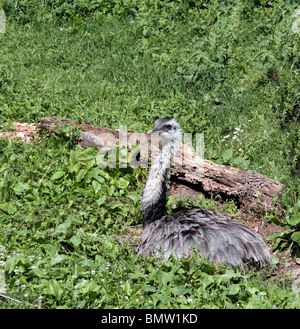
[0,122,39,143]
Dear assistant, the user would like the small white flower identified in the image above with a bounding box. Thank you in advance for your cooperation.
[91,270,96,275]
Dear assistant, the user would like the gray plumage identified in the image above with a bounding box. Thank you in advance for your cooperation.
[137,117,271,269]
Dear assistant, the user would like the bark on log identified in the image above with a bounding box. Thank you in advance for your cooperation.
[39,116,283,212]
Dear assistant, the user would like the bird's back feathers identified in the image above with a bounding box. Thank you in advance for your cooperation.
[138,207,271,268]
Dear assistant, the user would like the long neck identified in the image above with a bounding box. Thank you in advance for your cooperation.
[142,139,180,227]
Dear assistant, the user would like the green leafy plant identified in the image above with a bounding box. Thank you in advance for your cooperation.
[267,201,300,260]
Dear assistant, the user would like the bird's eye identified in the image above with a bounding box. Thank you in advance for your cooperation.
[163,124,172,130]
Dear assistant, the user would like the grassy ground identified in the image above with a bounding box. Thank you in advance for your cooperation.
[0,0,299,308]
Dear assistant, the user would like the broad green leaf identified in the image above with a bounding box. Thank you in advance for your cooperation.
[116,177,129,189]
[44,279,63,300]
[105,216,112,227]
[54,220,71,235]
[50,170,65,181]
[77,148,97,162]
[24,193,38,201]
[287,214,300,227]
[201,274,215,290]
[13,182,30,195]
[92,180,102,194]
[75,169,88,182]
[222,149,233,164]
[50,253,69,266]
[7,204,16,214]
[96,195,107,206]
[142,285,156,293]
[157,270,172,285]
[0,203,16,214]
[124,281,131,296]
[172,284,190,296]
[70,235,81,248]
[158,295,173,304]
[97,169,111,180]
[271,255,280,265]
[70,215,83,226]
[221,269,242,283]
[128,194,141,204]
[82,280,100,295]
[5,255,28,274]
[291,231,300,245]
[270,217,288,227]
[68,162,80,174]
[226,284,240,297]
[108,185,115,196]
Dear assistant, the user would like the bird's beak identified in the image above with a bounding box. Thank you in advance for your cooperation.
[147,128,157,134]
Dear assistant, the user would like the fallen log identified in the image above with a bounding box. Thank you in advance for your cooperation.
[0,122,39,144]
[38,116,284,212]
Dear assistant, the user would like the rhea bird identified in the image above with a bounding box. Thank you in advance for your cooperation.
[137,117,271,269]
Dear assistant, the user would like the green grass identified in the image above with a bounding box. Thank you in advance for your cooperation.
[0,0,300,308]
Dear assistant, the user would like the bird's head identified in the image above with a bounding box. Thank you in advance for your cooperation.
[148,117,182,143]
